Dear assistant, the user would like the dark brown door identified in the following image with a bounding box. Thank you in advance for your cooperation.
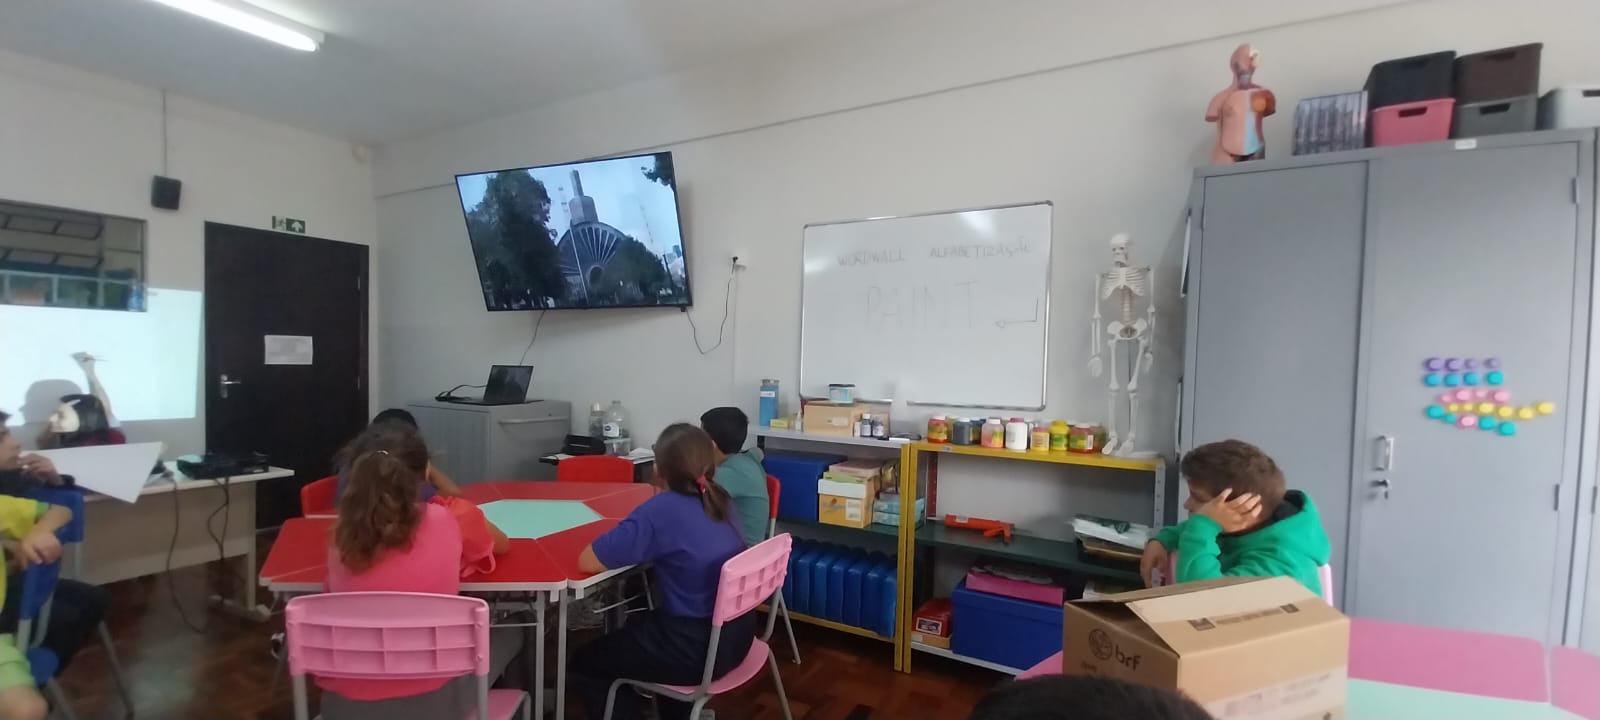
[204,222,368,530]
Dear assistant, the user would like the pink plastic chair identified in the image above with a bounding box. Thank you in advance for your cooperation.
[602,534,796,720]
[766,474,801,664]
[1165,552,1335,605]
[285,592,532,720]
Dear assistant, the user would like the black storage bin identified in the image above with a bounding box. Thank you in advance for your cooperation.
[1365,51,1456,109]
[1452,95,1538,138]
[1454,43,1542,104]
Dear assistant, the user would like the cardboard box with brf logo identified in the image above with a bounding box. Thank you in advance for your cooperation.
[1062,576,1349,720]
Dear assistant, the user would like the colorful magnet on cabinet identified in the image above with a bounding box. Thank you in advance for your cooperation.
[1498,406,1515,419]
[1425,405,1445,419]
[1485,357,1502,369]
[1444,373,1461,387]
[1464,359,1478,370]
[1439,393,1455,404]
[1447,403,1461,413]
[1486,371,1504,386]
[1476,402,1495,414]
[1537,401,1556,415]
[1479,416,1498,430]
[1458,414,1478,428]
[1474,389,1490,399]
[1453,389,1472,402]
[1445,358,1463,371]
[1463,372,1481,386]
[1492,390,1510,403]
[1424,357,1444,371]
[1444,413,1459,425]
[1424,373,1442,387]
[1518,407,1536,420]
[1499,422,1517,436]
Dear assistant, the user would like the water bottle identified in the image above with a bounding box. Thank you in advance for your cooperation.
[758,379,780,427]
[602,400,632,456]
[587,403,605,443]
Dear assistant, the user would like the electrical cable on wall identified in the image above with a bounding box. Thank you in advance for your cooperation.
[686,259,738,355]
[519,310,547,365]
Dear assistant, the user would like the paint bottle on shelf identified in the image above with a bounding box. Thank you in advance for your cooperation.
[927,415,950,444]
[871,415,888,440]
[980,418,1004,448]
[1049,420,1070,451]
[951,418,975,446]
[1004,418,1029,450]
[1030,421,1051,452]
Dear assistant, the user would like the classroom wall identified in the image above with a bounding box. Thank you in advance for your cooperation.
[0,48,381,456]
[373,0,1600,643]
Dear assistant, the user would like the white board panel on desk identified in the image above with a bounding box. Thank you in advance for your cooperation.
[35,442,164,503]
[800,202,1051,409]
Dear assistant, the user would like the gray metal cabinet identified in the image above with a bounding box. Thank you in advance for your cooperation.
[406,399,571,486]
[1183,131,1596,644]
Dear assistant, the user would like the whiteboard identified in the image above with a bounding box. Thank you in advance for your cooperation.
[800,202,1051,409]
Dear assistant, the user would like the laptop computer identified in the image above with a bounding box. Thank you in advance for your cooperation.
[446,364,533,406]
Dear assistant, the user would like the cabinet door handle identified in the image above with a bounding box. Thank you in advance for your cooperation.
[1375,435,1396,472]
[497,417,566,426]
[1372,478,1391,499]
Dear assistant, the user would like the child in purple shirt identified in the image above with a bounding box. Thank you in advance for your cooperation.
[573,423,754,720]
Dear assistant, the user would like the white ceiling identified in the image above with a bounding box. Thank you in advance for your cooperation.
[0,0,928,144]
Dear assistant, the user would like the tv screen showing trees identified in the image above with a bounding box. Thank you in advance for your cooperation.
[454,151,689,310]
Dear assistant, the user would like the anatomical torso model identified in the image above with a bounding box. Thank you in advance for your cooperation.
[1207,43,1276,164]
[1088,234,1155,456]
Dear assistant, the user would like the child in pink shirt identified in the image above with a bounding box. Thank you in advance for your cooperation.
[317,423,514,717]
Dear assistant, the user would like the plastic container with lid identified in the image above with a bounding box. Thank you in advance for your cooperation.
[927,415,950,444]
[1049,420,1070,451]
[1029,422,1050,452]
[602,400,632,455]
[981,418,1006,448]
[951,417,976,446]
[758,379,781,427]
[1067,424,1096,454]
[1004,418,1029,451]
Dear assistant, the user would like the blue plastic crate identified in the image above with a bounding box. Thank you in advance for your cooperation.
[878,562,897,637]
[843,555,873,628]
[792,543,820,615]
[810,545,843,619]
[763,451,847,522]
[951,580,1063,671]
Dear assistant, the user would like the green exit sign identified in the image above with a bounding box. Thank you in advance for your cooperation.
[272,216,307,234]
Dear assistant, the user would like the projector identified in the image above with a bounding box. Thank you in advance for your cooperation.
[176,452,270,480]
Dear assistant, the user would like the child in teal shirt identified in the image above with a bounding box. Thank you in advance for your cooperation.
[1140,439,1330,594]
[700,407,768,546]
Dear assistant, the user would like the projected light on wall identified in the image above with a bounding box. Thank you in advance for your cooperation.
[0,288,202,423]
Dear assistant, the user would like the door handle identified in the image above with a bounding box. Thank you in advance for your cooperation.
[1372,478,1391,499]
[1375,435,1396,472]
[219,373,242,399]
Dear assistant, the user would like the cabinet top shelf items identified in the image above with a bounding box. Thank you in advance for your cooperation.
[906,441,1163,472]
[754,427,910,450]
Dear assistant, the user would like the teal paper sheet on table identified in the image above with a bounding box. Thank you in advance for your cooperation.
[1348,680,1581,719]
[480,500,602,540]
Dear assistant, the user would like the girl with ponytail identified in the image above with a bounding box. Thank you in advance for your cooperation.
[319,422,514,715]
[571,423,755,720]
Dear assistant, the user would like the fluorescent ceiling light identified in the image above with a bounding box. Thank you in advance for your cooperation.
[145,0,325,52]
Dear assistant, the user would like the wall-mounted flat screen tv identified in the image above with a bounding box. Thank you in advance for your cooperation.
[455,151,689,310]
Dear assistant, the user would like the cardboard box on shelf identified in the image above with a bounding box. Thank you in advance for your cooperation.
[818,478,878,529]
[803,402,864,437]
[1062,577,1348,720]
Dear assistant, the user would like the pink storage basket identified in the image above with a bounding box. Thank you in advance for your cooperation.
[1371,98,1455,147]
[964,567,1065,606]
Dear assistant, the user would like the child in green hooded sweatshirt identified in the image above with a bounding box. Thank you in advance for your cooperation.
[1140,439,1330,594]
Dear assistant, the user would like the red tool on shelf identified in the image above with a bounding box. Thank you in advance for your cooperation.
[945,514,1014,544]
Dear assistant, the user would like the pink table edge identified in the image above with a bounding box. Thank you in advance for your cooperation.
[261,481,652,594]
[1017,619,1598,716]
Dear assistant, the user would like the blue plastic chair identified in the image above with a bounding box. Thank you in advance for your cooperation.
[21,487,133,719]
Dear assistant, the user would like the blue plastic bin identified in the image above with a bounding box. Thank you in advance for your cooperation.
[843,555,873,628]
[878,562,897,637]
[863,556,886,633]
[951,580,1063,671]
[810,545,842,618]
[784,539,811,609]
[827,549,862,623]
[763,451,847,522]
[791,543,819,615]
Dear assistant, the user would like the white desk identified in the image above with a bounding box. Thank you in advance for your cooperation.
[80,465,291,622]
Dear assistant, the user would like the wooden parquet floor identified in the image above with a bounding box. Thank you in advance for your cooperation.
[52,535,999,720]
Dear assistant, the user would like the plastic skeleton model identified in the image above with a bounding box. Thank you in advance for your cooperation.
[1088,233,1155,456]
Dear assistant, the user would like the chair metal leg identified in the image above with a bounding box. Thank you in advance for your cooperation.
[688,697,709,719]
[98,623,134,718]
[767,649,794,720]
[775,594,801,665]
[45,679,79,720]
[601,679,624,720]
[521,690,532,720]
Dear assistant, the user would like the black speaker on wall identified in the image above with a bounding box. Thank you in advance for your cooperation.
[150,175,182,210]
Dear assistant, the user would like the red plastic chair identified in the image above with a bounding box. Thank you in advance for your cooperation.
[557,455,635,484]
[766,474,800,664]
[286,592,532,720]
[300,475,337,517]
[602,534,795,720]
